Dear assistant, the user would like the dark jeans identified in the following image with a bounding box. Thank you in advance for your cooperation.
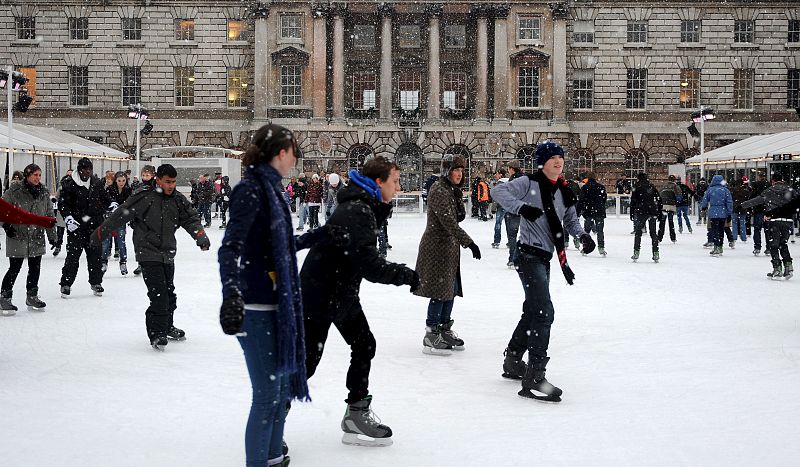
[308,205,320,229]
[220,202,229,224]
[102,227,127,263]
[305,304,376,403]
[508,249,554,359]
[658,211,676,242]
[237,310,289,466]
[478,201,488,220]
[676,206,692,231]
[752,212,765,250]
[633,215,659,252]
[505,213,521,263]
[494,206,506,244]
[426,282,458,328]
[139,261,177,338]
[709,218,726,247]
[55,225,65,246]
[60,230,104,287]
[2,256,41,294]
[198,202,212,225]
[731,214,747,242]
[583,216,605,248]
[767,220,793,267]
[377,221,388,256]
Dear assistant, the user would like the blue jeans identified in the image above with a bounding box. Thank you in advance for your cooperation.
[198,202,211,225]
[731,214,747,242]
[676,206,692,231]
[752,212,765,250]
[505,213,521,263]
[298,203,307,228]
[426,282,458,328]
[493,206,506,244]
[508,249,554,358]
[102,227,127,263]
[237,311,290,467]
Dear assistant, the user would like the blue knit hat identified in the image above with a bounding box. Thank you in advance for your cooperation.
[535,141,564,168]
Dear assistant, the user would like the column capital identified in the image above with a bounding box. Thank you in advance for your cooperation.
[250,2,270,19]
[311,3,329,17]
[328,2,349,18]
[377,3,395,18]
[424,4,443,17]
[491,4,511,19]
[550,2,570,20]
[470,4,492,19]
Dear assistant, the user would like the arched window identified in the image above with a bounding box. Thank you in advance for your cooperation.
[565,148,593,178]
[347,144,375,171]
[395,143,422,191]
[516,145,537,173]
[625,149,648,181]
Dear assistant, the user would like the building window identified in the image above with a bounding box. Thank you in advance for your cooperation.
[681,20,701,43]
[16,17,35,40]
[789,20,800,43]
[627,21,648,43]
[18,67,35,105]
[734,20,754,43]
[518,66,539,108]
[625,149,647,180]
[228,20,248,41]
[348,144,375,171]
[788,70,800,109]
[398,25,421,48]
[573,20,594,43]
[280,14,303,40]
[572,69,593,109]
[174,19,195,41]
[121,66,141,107]
[68,66,89,107]
[518,16,541,41]
[398,71,421,110]
[734,69,754,110]
[516,146,537,173]
[121,18,142,41]
[352,72,377,110]
[444,25,466,48]
[280,65,302,106]
[227,68,249,108]
[442,72,467,110]
[352,25,375,49]
[626,69,647,109]
[69,17,89,41]
[565,148,593,178]
[680,68,700,109]
[174,67,195,107]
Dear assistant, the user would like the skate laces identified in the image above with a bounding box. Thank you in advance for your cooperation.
[361,406,383,427]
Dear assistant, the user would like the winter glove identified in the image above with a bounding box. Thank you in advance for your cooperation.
[108,202,119,212]
[65,215,80,233]
[518,204,544,222]
[197,235,211,251]
[580,233,596,255]
[467,242,482,260]
[409,270,420,293]
[3,224,16,238]
[220,294,245,335]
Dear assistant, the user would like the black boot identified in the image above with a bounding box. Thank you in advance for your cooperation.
[26,288,46,311]
[518,356,562,402]
[501,348,526,380]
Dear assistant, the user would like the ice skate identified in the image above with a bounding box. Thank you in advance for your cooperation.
[729,241,736,249]
[120,262,128,275]
[710,246,723,257]
[219,222,227,229]
[518,357,562,403]
[783,261,793,280]
[506,260,515,269]
[52,244,62,257]
[702,242,712,249]
[91,284,104,296]
[491,243,500,249]
[133,266,142,276]
[598,247,607,257]
[341,396,393,447]
[440,319,464,350]
[631,250,639,262]
[100,261,108,273]
[767,264,783,280]
[150,334,168,351]
[26,290,46,311]
[652,250,659,263]
[167,326,186,341]
[1,291,17,314]
[502,348,526,380]
[422,325,453,356]
[753,248,760,256]
[60,285,71,298]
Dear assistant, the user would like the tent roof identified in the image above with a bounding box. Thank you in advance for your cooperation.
[684,130,800,164]
[0,122,128,158]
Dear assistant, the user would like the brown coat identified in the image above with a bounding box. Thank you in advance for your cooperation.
[414,178,473,300]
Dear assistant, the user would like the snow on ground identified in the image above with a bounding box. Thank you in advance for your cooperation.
[2,212,800,467]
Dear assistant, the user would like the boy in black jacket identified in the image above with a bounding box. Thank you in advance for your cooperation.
[629,172,663,262]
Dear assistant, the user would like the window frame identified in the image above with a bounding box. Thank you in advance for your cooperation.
[442,72,467,110]
[279,13,304,41]
[398,25,421,49]
[572,20,595,44]
[787,69,800,109]
[227,68,249,108]
[733,69,754,110]
[121,17,142,41]
[734,20,754,43]
[398,71,421,110]
[227,20,248,42]
[626,68,647,109]
[626,21,648,43]
[352,72,378,110]
[518,16,542,42]
[16,17,36,40]
[680,20,701,43]
[572,69,594,109]
[174,18,195,41]
[352,24,376,49]
[680,68,701,109]
[789,20,800,43]
[68,66,89,107]
[68,17,89,41]
[518,65,540,108]
[121,66,141,107]
[444,24,467,49]
[280,64,303,106]
[174,66,195,107]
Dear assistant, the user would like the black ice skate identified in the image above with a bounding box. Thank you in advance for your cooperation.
[491,243,500,249]
[440,319,464,350]
[784,261,793,280]
[91,284,104,296]
[167,326,186,341]
[26,289,46,311]
[598,247,607,257]
[518,356,562,403]
[133,266,142,276]
[150,334,169,351]
[631,250,639,262]
[422,325,453,356]
[60,285,71,299]
[767,264,783,280]
[501,348,526,380]
[341,396,393,447]
[1,290,17,315]
[652,250,660,263]
[120,262,128,275]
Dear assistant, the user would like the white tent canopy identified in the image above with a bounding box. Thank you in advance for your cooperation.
[685,130,800,165]
[0,122,128,158]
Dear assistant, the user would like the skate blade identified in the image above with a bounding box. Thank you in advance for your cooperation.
[60,294,70,299]
[167,336,187,341]
[151,343,166,352]
[518,389,561,403]
[27,306,45,312]
[93,292,103,297]
[422,347,452,356]
[501,373,523,381]
[451,345,465,351]
[1,311,17,317]
[341,432,393,447]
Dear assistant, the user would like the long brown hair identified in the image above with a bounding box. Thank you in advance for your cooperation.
[242,124,300,167]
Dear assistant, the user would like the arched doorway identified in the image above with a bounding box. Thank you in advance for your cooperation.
[566,148,594,179]
[347,144,375,171]
[516,145,537,173]
[395,143,422,191]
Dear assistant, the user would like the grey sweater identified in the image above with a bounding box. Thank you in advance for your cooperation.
[491,175,585,254]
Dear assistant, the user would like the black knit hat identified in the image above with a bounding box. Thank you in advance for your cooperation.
[535,141,565,168]
[77,157,93,171]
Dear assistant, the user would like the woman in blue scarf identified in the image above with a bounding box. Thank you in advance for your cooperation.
[218,124,309,467]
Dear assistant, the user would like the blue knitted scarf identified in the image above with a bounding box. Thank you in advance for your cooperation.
[348,169,382,201]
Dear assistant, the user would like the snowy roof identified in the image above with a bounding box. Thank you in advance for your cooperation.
[684,130,800,165]
[0,122,129,159]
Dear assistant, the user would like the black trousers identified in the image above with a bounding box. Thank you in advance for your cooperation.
[139,262,177,338]
[767,220,793,267]
[658,211,677,242]
[2,256,42,294]
[304,303,376,404]
[60,230,104,287]
[633,215,659,252]
[508,250,554,359]
[583,216,605,248]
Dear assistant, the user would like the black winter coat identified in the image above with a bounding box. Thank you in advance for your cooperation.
[58,174,113,232]
[196,181,215,203]
[630,181,662,218]
[106,185,132,206]
[730,183,752,215]
[577,179,607,219]
[299,183,414,321]
[676,183,694,207]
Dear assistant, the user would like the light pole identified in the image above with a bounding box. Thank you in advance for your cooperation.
[127,104,150,177]
[690,106,715,179]
[6,65,13,181]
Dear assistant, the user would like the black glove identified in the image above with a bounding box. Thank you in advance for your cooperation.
[410,270,420,293]
[580,233,596,255]
[220,294,245,335]
[519,204,544,222]
[467,242,482,260]
[197,235,211,251]
[3,224,16,239]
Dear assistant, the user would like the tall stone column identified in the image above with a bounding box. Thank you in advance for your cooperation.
[551,3,569,122]
[311,5,328,119]
[426,4,443,119]
[253,3,270,120]
[332,8,346,118]
[473,6,490,119]
[492,5,510,120]
[378,4,394,120]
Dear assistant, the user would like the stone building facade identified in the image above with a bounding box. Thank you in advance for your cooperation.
[2,0,800,188]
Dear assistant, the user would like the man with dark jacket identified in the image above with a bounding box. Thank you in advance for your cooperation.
[577,173,607,256]
[748,174,771,255]
[629,172,663,262]
[675,177,694,234]
[695,177,709,224]
[58,157,113,297]
[92,164,210,350]
[300,156,417,446]
[658,175,681,243]
[217,176,232,229]
[196,174,215,228]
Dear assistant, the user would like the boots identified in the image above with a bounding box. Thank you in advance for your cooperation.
[150,332,169,351]
[0,290,17,316]
[598,246,607,257]
[652,250,660,263]
[631,250,640,262]
[340,396,393,447]
[26,288,46,311]
[784,261,794,279]
[167,326,186,341]
[120,262,128,275]
[502,348,526,380]
[518,356,562,402]
[422,325,453,356]
[767,263,783,280]
[710,245,723,257]
[440,319,464,350]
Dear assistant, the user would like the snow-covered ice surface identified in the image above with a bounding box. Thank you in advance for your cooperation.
[2,213,800,467]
